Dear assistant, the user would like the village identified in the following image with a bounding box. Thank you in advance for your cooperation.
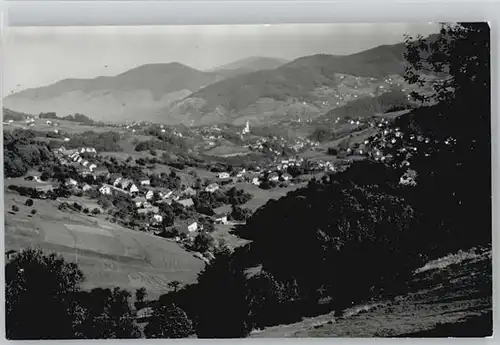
[3,103,447,264]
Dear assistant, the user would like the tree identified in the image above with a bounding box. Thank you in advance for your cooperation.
[5,249,85,339]
[194,248,252,338]
[230,205,252,222]
[167,281,182,293]
[73,287,141,339]
[144,304,193,339]
[135,287,147,302]
[161,208,175,228]
[134,287,147,310]
[327,147,338,156]
[191,232,214,253]
[401,23,491,255]
[11,205,19,212]
[31,209,37,215]
[25,198,34,207]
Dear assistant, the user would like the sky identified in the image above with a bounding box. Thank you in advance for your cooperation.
[2,23,440,93]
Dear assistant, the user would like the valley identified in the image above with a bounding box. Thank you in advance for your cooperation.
[3,24,493,340]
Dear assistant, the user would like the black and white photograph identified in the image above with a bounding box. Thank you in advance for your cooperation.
[2,22,492,339]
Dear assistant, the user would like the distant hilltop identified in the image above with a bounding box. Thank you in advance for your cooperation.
[3,38,438,127]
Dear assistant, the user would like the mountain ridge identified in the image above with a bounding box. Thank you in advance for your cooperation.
[4,40,415,125]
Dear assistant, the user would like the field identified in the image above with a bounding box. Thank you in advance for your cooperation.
[211,223,250,250]
[251,249,492,337]
[4,118,124,134]
[4,191,205,299]
[233,182,306,212]
[205,143,251,157]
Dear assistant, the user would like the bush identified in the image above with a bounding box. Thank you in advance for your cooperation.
[230,206,252,222]
[144,304,193,339]
[12,205,19,212]
[191,232,214,253]
[327,147,338,155]
[25,199,34,207]
[30,209,37,215]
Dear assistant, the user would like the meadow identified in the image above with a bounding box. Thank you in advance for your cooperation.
[4,190,205,299]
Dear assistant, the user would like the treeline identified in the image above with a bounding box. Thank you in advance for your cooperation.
[4,130,55,177]
[192,187,252,216]
[40,112,94,125]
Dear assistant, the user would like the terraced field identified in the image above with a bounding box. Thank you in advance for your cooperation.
[4,192,205,298]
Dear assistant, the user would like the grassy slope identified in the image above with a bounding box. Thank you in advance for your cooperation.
[251,249,492,338]
[4,188,205,299]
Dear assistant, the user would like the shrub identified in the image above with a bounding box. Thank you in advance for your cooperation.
[144,304,193,339]
[12,205,19,212]
[25,199,34,207]
[30,209,37,215]
[327,147,338,155]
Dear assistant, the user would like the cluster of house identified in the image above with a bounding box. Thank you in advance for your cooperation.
[363,122,457,185]
[55,147,105,174]
[246,136,319,156]
[96,173,228,233]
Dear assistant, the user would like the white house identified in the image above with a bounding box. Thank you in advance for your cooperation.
[187,222,198,233]
[134,197,147,208]
[140,179,151,186]
[162,190,173,199]
[218,172,230,179]
[205,183,219,193]
[66,178,78,187]
[99,185,112,195]
[152,214,163,224]
[80,184,91,192]
[145,190,154,200]
[269,174,279,182]
[121,179,132,190]
[252,177,261,186]
[89,164,97,172]
[129,184,139,194]
[64,137,70,142]
[177,198,194,208]
[82,161,89,167]
[112,177,123,187]
[214,214,228,225]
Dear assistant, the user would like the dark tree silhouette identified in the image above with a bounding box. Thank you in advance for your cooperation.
[5,249,84,339]
[167,281,182,293]
[194,247,252,338]
[396,22,491,256]
[73,287,141,339]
